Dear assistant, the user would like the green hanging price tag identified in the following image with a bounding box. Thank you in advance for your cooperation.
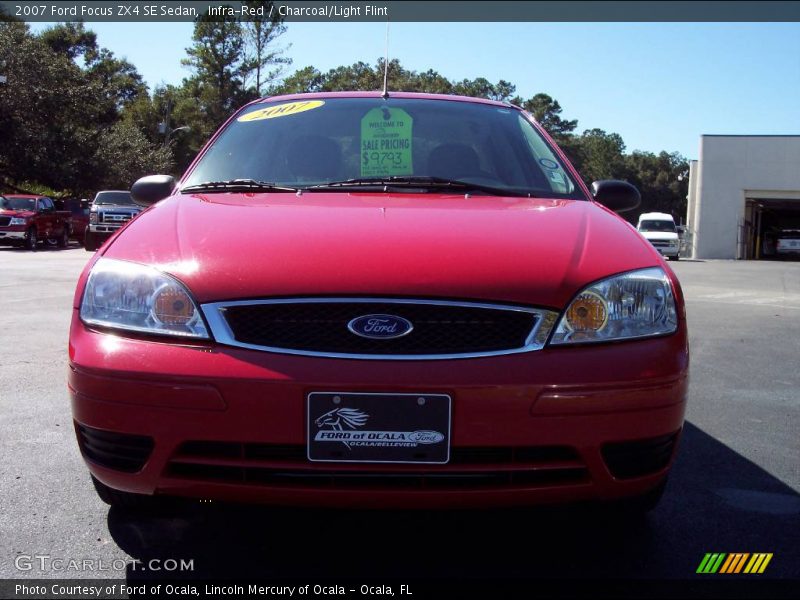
[360,107,414,177]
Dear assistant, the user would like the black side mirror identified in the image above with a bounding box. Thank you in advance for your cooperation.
[131,175,176,206]
[591,180,641,213]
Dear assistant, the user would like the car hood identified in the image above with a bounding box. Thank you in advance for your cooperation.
[640,231,679,241]
[0,210,34,218]
[103,192,660,308]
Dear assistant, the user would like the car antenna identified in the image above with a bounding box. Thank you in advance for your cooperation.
[381,21,390,99]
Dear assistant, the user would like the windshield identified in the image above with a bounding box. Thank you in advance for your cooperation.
[0,196,36,211]
[639,220,676,233]
[94,191,134,205]
[183,97,584,199]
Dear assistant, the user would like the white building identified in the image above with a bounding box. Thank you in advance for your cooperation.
[685,135,800,259]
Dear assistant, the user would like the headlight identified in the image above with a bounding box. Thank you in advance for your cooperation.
[89,211,98,223]
[9,217,27,225]
[80,258,209,338]
[550,267,677,345]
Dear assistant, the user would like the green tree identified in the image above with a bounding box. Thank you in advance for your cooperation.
[92,121,172,189]
[39,21,97,60]
[271,60,516,100]
[622,151,689,221]
[240,0,291,96]
[453,77,516,101]
[182,15,249,125]
[270,65,324,94]
[414,69,454,94]
[40,22,146,123]
[573,128,627,184]
[0,22,168,195]
[320,60,381,91]
[519,93,578,138]
[85,48,146,114]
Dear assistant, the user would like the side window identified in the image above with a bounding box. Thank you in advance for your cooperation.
[40,198,54,212]
[516,115,574,195]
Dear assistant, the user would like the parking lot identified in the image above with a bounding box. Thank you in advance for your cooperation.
[0,245,798,587]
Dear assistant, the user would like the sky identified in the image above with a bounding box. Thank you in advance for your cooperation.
[29,21,800,160]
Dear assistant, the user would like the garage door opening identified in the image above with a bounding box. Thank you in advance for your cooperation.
[741,198,800,260]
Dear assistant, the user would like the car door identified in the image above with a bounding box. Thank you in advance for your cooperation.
[36,198,55,238]
[50,198,67,237]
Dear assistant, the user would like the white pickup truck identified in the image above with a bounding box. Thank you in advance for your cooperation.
[85,190,142,251]
[776,229,800,257]
[637,212,680,260]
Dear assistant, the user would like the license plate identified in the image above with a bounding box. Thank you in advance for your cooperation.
[307,392,451,464]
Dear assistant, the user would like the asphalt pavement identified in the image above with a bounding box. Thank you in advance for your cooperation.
[0,245,797,593]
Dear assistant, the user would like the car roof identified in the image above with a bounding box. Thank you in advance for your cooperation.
[4,194,43,199]
[257,90,513,108]
[639,212,674,220]
[95,190,130,194]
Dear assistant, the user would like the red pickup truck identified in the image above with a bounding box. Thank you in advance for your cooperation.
[0,194,72,250]
[56,198,90,246]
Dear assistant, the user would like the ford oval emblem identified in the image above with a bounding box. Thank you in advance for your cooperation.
[408,430,445,444]
[347,314,414,340]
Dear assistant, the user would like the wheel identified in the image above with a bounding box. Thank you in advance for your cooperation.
[84,230,99,252]
[24,227,38,251]
[57,227,70,248]
[672,255,680,261]
[91,475,171,512]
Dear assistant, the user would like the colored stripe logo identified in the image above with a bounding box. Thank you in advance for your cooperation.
[697,553,773,574]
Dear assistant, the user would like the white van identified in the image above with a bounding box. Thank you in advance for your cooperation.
[637,212,680,260]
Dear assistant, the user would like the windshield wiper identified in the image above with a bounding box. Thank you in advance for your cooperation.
[305,176,530,197]
[181,179,297,194]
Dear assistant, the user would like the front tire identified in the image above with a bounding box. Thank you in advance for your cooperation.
[24,227,37,251]
[57,227,70,248]
[84,230,99,252]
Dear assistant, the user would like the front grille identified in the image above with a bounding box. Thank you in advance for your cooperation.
[204,299,548,359]
[601,432,679,479]
[0,217,11,227]
[100,212,134,223]
[75,423,154,472]
[165,442,589,490]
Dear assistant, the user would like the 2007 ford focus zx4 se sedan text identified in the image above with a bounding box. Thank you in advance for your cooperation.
[68,92,688,512]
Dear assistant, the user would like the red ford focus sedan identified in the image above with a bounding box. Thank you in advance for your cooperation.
[68,92,688,512]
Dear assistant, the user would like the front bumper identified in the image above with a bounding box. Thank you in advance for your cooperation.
[69,311,689,508]
[0,228,26,241]
[652,245,680,257]
[88,225,121,235]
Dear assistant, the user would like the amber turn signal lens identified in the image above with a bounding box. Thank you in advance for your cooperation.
[153,286,195,325]
[564,291,608,332]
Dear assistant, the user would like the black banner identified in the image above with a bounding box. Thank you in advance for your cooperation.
[2,578,798,600]
[2,1,800,23]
